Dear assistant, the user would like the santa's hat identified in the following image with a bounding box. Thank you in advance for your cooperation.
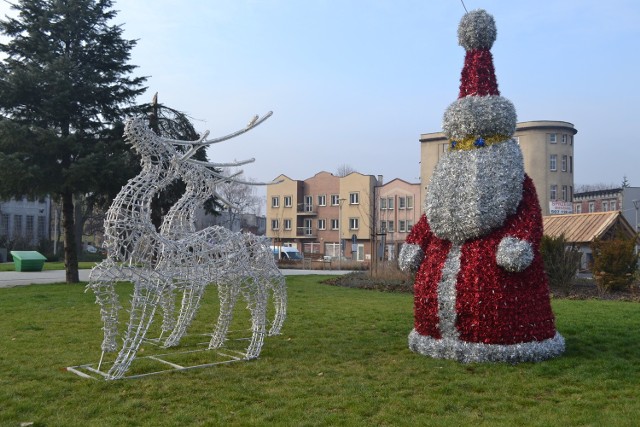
[442,9,517,151]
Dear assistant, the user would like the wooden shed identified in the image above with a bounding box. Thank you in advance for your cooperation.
[543,211,637,270]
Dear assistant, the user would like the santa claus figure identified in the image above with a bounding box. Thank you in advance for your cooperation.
[399,9,565,363]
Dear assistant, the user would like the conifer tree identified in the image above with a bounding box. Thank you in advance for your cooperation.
[0,0,146,282]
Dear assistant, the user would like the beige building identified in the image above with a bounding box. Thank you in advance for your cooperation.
[375,178,421,261]
[419,121,578,216]
[266,171,378,262]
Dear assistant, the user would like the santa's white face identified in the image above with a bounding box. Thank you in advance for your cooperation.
[425,139,524,243]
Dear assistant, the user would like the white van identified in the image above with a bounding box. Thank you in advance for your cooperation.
[270,246,304,261]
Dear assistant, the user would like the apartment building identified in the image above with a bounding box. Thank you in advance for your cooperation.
[419,121,577,216]
[573,187,640,233]
[266,171,378,261]
[375,178,421,261]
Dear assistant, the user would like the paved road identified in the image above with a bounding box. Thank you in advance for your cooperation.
[0,268,353,288]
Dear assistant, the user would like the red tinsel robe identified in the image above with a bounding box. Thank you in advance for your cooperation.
[406,175,557,345]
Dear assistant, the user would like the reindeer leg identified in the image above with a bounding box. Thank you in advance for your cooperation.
[164,279,207,348]
[86,263,122,354]
[208,280,239,350]
[158,283,177,340]
[242,276,267,360]
[267,273,287,336]
[106,276,161,380]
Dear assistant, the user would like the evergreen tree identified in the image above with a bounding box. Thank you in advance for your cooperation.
[0,0,146,282]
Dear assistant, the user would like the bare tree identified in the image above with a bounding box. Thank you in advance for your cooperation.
[217,168,263,231]
[336,164,357,177]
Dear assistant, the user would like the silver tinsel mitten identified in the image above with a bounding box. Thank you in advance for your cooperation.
[496,236,534,272]
[398,243,424,273]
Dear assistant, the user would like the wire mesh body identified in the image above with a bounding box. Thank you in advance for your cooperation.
[85,116,286,380]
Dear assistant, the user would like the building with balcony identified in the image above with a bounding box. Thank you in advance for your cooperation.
[419,120,577,216]
[266,171,378,261]
[375,178,421,261]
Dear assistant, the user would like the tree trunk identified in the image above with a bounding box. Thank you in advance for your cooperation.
[74,195,84,254]
[61,190,79,283]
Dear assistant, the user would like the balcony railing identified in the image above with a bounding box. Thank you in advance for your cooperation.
[297,203,316,215]
[296,226,316,238]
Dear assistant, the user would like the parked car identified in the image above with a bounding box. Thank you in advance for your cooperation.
[270,246,304,262]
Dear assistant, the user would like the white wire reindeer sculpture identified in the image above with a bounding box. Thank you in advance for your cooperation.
[157,155,286,349]
[86,112,284,380]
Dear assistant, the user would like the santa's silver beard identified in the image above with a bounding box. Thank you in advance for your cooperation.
[425,139,524,243]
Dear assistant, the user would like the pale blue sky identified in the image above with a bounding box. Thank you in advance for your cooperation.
[4,1,640,191]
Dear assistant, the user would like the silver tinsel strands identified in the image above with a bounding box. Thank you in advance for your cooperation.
[83,113,286,380]
[425,139,524,243]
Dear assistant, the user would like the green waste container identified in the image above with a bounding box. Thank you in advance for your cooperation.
[10,251,47,272]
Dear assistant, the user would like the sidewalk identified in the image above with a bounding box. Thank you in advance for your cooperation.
[0,268,352,288]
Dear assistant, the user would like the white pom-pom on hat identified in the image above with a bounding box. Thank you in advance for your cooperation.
[458,9,497,51]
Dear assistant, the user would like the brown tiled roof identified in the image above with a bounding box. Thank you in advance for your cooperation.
[542,211,635,243]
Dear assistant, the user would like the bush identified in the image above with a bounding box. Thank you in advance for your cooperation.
[591,232,639,294]
[540,234,582,296]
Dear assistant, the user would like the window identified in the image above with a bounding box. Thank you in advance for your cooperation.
[303,219,313,235]
[349,218,359,230]
[318,195,326,206]
[304,242,321,254]
[284,196,292,207]
[331,219,339,230]
[398,197,406,209]
[387,197,394,209]
[304,195,313,212]
[549,155,557,171]
[318,219,326,230]
[561,134,568,144]
[549,133,557,144]
[387,221,394,232]
[37,216,46,239]
[330,194,340,206]
[380,221,387,232]
[570,135,574,145]
[325,243,340,258]
[380,198,387,210]
[569,156,573,173]
[271,219,279,230]
[602,201,609,212]
[407,196,414,209]
[550,185,557,200]
[574,204,582,214]
[562,155,567,172]
[399,220,406,232]
[271,196,280,208]
[611,200,617,210]
[1,214,8,237]
[13,214,22,236]
[407,220,414,231]
[588,202,595,213]
[25,215,34,241]
[349,192,359,205]
[562,185,568,202]
[283,219,292,230]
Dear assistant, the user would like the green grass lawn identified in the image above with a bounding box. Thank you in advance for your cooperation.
[1,276,639,426]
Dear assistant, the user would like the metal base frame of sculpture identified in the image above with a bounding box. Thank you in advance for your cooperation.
[67,112,286,380]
